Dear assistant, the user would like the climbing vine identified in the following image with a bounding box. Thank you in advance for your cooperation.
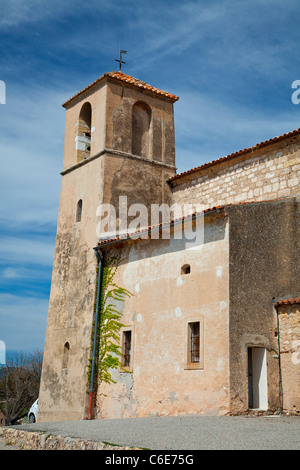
[88,252,132,391]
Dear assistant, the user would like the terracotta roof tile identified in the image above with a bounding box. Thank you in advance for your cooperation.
[168,128,300,184]
[275,297,300,306]
[96,205,222,248]
[62,71,179,107]
[96,196,292,249]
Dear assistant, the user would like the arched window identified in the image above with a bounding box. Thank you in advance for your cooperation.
[75,102,92,162]
[181,264,191,275]
[76,199,82,222]
[132,101,151,158]
[62,342,70,369]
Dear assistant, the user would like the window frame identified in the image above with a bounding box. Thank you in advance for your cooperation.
[120,327,133,372]
[184,317,204,370]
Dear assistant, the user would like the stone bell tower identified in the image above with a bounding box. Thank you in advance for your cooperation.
[38,71,179,422]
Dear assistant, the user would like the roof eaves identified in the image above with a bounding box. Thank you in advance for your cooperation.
[62,74,107,108]
[106,71,179,102]
[62,71,179,108]
[96,205,223,249]
[95,196,293,249]
[274,297,300,306]
[168,128,300,184]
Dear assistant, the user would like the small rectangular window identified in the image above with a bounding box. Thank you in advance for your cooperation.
[122,330,132,368]
[188,322,200,363]
[76,199,82,222]
[185,319,203,370]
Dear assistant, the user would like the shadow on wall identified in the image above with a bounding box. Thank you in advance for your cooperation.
[102,210,227,266]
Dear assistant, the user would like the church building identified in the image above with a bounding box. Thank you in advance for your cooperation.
[38,71,300,422]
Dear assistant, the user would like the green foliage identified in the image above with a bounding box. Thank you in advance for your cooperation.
[88,254,132,390]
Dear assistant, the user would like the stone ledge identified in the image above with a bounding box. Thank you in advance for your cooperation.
[60,148,176,176]
[0,428,140,451]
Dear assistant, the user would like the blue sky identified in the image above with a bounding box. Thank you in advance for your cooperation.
[0,0,299,355]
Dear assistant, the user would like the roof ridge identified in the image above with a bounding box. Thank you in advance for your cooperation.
[62,71,179,107]
[105,71,179,101]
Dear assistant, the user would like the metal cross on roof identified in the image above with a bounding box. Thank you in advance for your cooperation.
[115,50,127,71]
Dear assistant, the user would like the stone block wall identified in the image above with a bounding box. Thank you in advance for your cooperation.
[170,133,300,210]
[0,428,137,450]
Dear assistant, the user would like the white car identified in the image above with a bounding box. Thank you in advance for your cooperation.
[28,399,38,423]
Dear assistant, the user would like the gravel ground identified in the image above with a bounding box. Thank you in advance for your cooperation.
[9,414,300,450]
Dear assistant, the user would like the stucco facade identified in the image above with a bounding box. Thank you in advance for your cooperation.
[227,198,300,414]
[38,71,300,422]
[97,211,230,419]
[38,72,179,422]
[94,198,300,418]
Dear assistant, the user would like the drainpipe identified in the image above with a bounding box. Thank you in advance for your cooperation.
[88,247,103,420]
[273,298,283,414]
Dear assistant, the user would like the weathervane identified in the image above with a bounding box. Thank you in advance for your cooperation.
[115,50,127,71]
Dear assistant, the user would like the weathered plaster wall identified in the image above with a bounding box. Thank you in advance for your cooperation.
[62,76,177,171]
[171,134,300,209]
[39,77,178,422]
[62,82,107,170]
[277,303,300,412]
[227,198,300,414]
[38,158,105,422]
[101,152,175,224]
[106,81,176,166]
[97,212,230,418]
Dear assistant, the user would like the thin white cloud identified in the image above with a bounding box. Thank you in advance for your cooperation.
[0,0,125,29]
[0,0,59,28]
[1,265,50,282]
[174,87,299,172]
[130,0,298,82]
[0,293,48,351]
[0,235,55,267]
[0,86,66,227]
[2,267,22,279]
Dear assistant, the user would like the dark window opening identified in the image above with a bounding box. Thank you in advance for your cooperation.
[181,264,191,275]
[76,199,82,222]
[189,322,200,363]
[76,102,92,162]
[62,342,70,369]
[132,101,151,158]
[122,331,132,367]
